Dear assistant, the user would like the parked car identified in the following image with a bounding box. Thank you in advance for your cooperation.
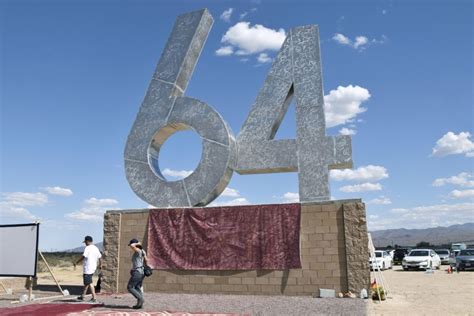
[435,249,451,264]
[449,249,461,267]
[402,249,441,270]
[393,248,411,265]
[370,250,393,270]
[456,249,474,271]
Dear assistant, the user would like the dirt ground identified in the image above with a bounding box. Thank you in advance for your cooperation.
[37,265,83,286]
[44,264,474,315]
[37,265,82,285]
[368,264,474,315]
[2,264,473,315]
[0,266,84,306]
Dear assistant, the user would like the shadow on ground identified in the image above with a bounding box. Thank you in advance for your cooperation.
[101,304,133,309]
[33,285,83,295]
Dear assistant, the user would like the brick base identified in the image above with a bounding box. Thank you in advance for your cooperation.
[102,200,369,296]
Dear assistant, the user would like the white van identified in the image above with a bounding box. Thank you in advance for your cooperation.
[451,243,467,251]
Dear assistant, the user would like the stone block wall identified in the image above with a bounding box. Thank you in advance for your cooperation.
[101,212,122,293]
[102,200,369,296]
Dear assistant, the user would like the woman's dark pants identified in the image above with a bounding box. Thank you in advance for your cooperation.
[127,270,145,304]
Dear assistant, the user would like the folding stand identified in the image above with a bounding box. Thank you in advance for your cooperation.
[12,251,69,304]
[0,281,12,295]
[368,233,391,302]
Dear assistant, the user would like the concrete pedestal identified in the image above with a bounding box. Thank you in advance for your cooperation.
[102,199,369,296]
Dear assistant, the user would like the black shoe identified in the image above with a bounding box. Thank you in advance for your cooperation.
[132,299,144,309]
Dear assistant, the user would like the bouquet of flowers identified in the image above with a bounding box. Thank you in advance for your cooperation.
[371,279,386,301]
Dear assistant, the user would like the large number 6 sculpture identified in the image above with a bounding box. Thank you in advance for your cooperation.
[124,9,352,207]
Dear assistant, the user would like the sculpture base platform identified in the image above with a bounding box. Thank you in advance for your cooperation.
[102,199,369,297]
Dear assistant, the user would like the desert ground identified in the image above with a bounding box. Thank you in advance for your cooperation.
[368,264,474,315]
[1,262,473,315]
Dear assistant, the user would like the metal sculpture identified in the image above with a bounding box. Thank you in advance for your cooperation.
[124,9,352,207]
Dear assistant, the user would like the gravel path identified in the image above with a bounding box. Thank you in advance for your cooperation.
[93,292,368,316]
[0,288,367,315]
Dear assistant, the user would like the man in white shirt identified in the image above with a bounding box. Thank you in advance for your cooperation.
[74,235,102,302]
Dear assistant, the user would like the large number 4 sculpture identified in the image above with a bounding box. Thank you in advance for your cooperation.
[124,9,352,208]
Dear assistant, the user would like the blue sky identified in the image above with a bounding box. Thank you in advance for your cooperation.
[1,0,473,250]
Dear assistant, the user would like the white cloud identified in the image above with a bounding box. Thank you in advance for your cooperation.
[210,197,250,206]
[42,186,73,197]
[66,212,100,221]
[409,202,474,213]
[281,192,299,203]
[339,127,356,135]
[84,197,118,207]
[215,46,234,56]
[0,192,47,222]
[0,203,39,221]
[330,165,388,182]
[369,202,474,230]
[367,197,392,205]
[40,219,79,231]
[450,189,474,199]
[391,208,409,214]
[332,33,385,50]
[332,33,351,45]
[220,22,285,55]
[324,85,370,128]
[1,192,48,206]
[371,35,388,45]
[354,36,368,49]
[340,182,382,193]
[162,168,193,179]
[240,12,248,19]
[209,188,249,206]
[433,172,474,187]
[221,187,241,197]
[66,197,118,222]
[432,131,474,157]
[220,8,234,23]
[257,53,272,63]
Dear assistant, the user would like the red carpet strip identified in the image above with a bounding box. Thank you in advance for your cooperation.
[0,303,102,316]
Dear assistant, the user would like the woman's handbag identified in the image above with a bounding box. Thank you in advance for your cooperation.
[144,265,153,277]
[142,250,153,277]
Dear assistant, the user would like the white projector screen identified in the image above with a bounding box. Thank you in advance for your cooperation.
[0,223,39,277]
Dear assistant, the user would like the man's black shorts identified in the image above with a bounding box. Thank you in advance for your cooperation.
[83,274,93,285]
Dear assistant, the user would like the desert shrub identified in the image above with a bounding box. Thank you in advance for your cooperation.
[41,252,82,267]
[36,261,48,273]
[58,260,72,268]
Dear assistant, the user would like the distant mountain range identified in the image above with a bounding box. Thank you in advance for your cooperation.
[64,242,103,253]
[370,223,474,247]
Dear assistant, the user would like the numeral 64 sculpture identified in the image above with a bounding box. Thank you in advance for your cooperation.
[124,9,352,207]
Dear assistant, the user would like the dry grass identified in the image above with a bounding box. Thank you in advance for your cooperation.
[36,252,84,285]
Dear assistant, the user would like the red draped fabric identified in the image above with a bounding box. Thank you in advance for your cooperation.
[147,203,301,270]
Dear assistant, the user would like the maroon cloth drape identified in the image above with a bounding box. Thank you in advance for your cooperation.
[147,203,301,270]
